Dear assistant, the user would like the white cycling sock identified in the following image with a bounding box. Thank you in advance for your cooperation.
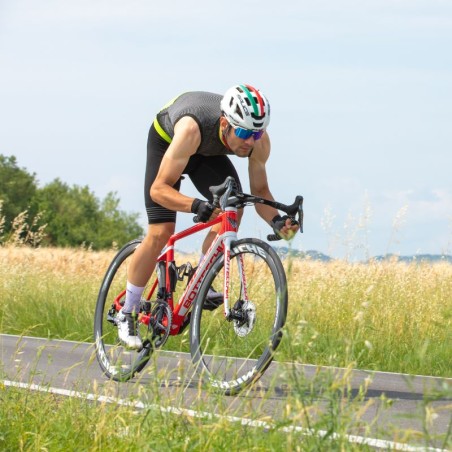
[123,281,145,314]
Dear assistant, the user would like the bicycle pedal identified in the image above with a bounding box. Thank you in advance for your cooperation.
[107,305,118,324]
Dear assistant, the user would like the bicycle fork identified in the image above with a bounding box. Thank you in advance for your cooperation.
[222,236,250,322]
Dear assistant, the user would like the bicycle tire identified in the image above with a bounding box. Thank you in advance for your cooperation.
[189,238,288,395]
[94,239,152,381]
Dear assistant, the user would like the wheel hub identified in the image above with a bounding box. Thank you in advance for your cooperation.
[232,300,256,337]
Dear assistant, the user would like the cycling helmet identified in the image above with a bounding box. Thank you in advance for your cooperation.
[221,84,270,131]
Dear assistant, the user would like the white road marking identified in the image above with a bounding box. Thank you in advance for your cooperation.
[1,379,447,452]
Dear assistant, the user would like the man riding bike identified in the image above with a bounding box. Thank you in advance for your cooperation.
[117,84,299,349]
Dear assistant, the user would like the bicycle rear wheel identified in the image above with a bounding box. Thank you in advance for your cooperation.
[94,239,152,381]
[190,238,288,395]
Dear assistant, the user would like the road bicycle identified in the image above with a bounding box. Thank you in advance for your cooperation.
[94,176,303,395]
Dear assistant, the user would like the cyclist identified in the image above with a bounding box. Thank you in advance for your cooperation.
[117,84,299,349]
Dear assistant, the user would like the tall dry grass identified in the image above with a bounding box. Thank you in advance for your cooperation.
[282,258,452,376]
[1,246,451,450]
[0,201,47,247]
[1,246,451,376]
[0,246,115,341]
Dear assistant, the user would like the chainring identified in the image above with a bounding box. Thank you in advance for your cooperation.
[149,301,172,348]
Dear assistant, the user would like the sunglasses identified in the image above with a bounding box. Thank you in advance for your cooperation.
[232,126,265,141]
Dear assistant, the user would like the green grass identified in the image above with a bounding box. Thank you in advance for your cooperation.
[0,386,346,451]
[281,259,452,377]
[1,247,451,377]
[1,365,450,451]
[1,246,451,450]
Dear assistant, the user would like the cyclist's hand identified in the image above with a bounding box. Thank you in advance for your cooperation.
[191,198,218,222]
[271,215,299,240]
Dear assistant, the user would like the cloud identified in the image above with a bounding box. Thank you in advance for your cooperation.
[375,188,452,223]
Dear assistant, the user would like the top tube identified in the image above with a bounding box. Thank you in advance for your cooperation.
[169,214,223,245]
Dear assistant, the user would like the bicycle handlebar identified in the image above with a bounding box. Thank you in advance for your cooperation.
[193,176,304,241]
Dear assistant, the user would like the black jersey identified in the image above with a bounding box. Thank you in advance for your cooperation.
[154,91,233,156]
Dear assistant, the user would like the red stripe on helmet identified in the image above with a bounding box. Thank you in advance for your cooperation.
[245,84,265,115]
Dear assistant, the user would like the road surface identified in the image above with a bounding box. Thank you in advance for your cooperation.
[1,334,450,450]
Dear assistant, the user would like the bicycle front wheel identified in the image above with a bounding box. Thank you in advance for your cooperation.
[94,239,152,381]
[190,238,288,395]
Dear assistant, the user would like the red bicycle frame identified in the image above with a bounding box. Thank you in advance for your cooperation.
[114,205,244,335]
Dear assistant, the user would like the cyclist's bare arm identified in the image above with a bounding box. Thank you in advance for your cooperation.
[249,134,300,238]
[150,117,202,213]
[248,133,279,221]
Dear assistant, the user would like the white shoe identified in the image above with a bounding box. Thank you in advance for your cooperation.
[117,309,143,350]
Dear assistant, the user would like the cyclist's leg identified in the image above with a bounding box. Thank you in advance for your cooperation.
[127,223,174,288]
[125,123,178,308]
[118,222,174,347]
[118,124,178,348]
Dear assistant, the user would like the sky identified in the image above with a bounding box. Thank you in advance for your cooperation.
[1,0,451,259]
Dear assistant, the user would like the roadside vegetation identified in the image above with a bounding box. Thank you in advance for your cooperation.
[1,246,450,378]
[0,154,143,249]
[1,357,451,451]
[2,247,450,449]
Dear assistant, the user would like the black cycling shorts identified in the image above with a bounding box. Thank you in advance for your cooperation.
[144,123,242,224]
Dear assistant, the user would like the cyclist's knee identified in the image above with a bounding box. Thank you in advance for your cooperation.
[143,223,174,246]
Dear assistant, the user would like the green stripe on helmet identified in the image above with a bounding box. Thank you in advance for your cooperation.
[239,84,259,116]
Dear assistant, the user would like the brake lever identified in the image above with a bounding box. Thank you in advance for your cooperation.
[266,195,303,240]
[298,196,304,233]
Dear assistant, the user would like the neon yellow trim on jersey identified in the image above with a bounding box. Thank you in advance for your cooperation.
[159,94,180,112]
[153,117,172,144]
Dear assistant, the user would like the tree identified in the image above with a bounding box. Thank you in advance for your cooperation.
[97,192,143,248]
[34,179,143,249]
[35,179,101,247]
[0,155,39,233]
[1,155,144,249]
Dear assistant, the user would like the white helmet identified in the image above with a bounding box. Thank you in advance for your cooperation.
[221,84,270,131]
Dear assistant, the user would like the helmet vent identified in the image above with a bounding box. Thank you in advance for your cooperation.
[234,105,244,119]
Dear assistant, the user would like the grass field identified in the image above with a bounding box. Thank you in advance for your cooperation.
[1,245,451,377]
[1,245,451,450]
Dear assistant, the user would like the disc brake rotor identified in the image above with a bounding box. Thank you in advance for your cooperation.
[233,300,256,337]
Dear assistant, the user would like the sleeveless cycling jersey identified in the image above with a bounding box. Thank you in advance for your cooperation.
[154,91,233,157]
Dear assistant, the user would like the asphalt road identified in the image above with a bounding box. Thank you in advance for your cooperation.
[1,334,451,450]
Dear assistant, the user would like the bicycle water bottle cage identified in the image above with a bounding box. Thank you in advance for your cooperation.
[177,262,194,282]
